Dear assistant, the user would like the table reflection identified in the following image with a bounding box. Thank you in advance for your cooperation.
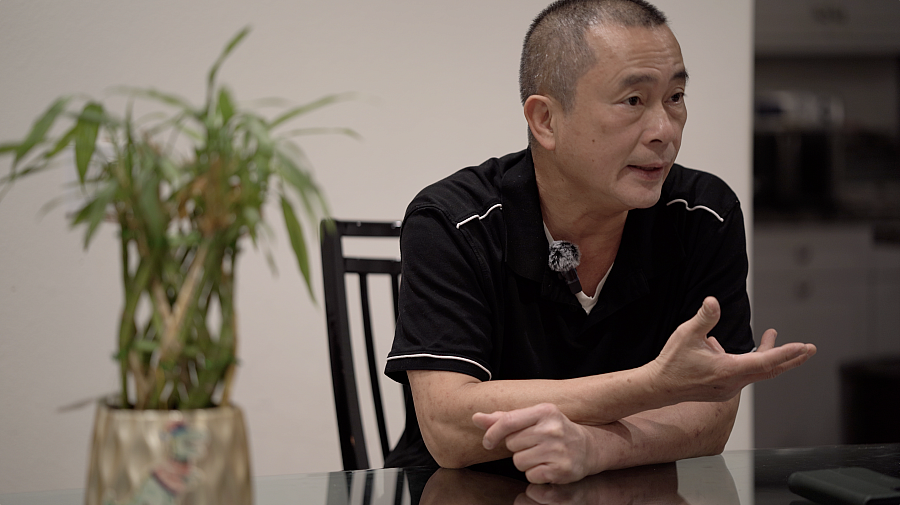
[7,445,898,504]
[417,455,739,505]
[313,445,900,505]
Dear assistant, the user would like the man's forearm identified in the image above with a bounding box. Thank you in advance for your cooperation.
[487,396,741,484]
[585,396,740,474]
[439,387,740,484]
[408,366,674,468]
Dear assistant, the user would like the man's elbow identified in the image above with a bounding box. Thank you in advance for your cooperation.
[706,431,729,456]
[430,449,470,470]
[419,423,476,469]
[684,424,730,460]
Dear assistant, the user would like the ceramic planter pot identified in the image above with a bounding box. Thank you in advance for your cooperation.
[85,399,252,505]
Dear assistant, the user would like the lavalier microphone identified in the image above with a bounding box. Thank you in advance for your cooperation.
[548,240,582,294]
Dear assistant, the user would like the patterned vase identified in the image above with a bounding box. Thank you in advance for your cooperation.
[85,399,252,505]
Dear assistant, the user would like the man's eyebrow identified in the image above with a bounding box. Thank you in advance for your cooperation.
[620,69,689,88]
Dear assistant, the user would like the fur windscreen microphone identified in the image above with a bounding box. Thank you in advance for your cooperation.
[548,240,582,294]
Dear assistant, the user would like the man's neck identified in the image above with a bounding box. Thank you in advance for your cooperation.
[534,147,629,244]
[534,150,628,296]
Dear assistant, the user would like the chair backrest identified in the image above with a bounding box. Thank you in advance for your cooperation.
[320,219,412,470]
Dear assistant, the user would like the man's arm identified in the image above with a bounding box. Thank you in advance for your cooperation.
[408,297,816,481]
[472,396,738,484]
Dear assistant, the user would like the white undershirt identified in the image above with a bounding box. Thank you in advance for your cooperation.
[544,224,613,315]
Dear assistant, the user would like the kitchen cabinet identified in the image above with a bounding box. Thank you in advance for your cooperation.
[753,223,900,448]
[756,0,900,56]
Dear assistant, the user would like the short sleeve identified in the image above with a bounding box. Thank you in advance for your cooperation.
[384,207,497,383]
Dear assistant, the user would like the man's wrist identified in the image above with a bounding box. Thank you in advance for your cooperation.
[640,357,677,404]
[581,420,630,475]
[625,360,677,416]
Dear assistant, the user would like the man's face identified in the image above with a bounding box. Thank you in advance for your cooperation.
[548,24,687,215]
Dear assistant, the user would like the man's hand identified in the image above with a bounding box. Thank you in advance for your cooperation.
[473,403,597,484]
[650,296,816,403]
[519,464,685,505]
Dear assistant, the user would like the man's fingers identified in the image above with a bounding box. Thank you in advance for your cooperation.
[472,403,558,451]
[758,343,817,379]
[806,343,817,357]
[472,411,500,431]
[741,329,816,383]
[733,342,813,379]
[706,335,726,353]
[681,297,721,339]
[756,329,778,352]
[474,411,511,450]
[475,404,556,451]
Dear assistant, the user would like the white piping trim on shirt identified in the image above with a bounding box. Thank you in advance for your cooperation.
[386,353,493,380]
[666,199,724,222]
[456,203,503,229]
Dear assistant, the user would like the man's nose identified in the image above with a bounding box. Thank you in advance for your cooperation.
[643,103,679,145]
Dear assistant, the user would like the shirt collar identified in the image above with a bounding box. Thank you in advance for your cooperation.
[500,149,686,312]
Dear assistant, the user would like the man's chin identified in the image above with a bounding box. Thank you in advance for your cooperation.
[620,186,664,210]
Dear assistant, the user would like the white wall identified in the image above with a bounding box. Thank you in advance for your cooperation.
[0,0,753,494]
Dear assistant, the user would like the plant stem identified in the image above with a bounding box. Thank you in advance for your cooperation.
[161,240,209,359]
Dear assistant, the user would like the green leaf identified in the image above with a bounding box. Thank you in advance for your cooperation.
[242,207,261,244]
[177,126,203,142]
[75,102,103,184]
[207,26,251,103]
[147,111,202,143]
[280,196,314,300]
[137,170,166,250]
[274,148,312,193]
[0,159,53,187]
[282,126,362,141]
[113,86,197,116]
[268,92,356,129]
[14,96,71,168]
[2,130,73,200]
[217,87,235,125]
[275,149,328,221]
[242,114,274,156]
[158,157,182,186]
[71,179,118,248]
[263,246,278,275]
[45,126,77,159]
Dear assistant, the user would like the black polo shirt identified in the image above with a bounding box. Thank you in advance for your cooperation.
[383,148,754,466]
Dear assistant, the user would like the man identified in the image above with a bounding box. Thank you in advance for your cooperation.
[384,0,816,484]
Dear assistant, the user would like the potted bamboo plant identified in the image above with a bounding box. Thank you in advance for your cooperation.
[0,27,351,505]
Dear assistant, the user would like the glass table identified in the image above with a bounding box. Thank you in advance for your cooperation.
[1,444,898,504]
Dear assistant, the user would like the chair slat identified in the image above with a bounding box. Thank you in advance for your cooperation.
[321,219,410,471]
[345,257,401,275]
[359,273,392,459]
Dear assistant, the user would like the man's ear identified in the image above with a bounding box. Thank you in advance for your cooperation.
[524,95,557,151]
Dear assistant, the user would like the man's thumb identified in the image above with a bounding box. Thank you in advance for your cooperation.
[691,296,721,335]
[472,411,499,431]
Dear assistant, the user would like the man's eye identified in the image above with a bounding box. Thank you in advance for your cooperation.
[626,96,641,106]
[671,92,685,103]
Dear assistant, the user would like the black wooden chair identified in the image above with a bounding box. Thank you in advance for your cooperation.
[320,219,414,470]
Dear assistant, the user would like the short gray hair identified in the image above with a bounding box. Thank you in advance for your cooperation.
[519,0,669,113]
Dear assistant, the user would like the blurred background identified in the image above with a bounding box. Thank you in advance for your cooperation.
[751,0,900,450]
[2,0,895,496]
